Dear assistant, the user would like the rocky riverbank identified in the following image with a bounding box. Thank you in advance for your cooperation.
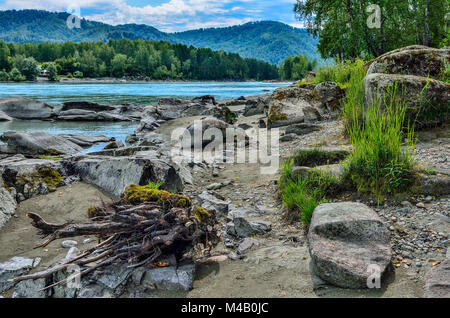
[0,45,449,298]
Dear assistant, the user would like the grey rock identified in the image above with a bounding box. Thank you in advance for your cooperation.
[0,185,16,229]
[280,134,296,142]
[285,123,320,136]
[308,202,392,289]
[157,97,224,121]
[367,46,449,78]
[424,259,450,298]
[0,110,13,121]
[13,278,49,298]
[0,98,54,120]
[59,134,114,148]
[198,191,230,217]
[67,154,183,196]
[0,257,39,292]
[227,204,259,220]
[103,140,125,150]
[243,98,267,117]
[183,118,230,148]
[0,131,83,155]
[313,82,343,117]
[142,264,195,291]
[227,217,271,238]
[415,173,450,196]
[228,252,238,260]
[237,238,258,255]
[365,73,449,128]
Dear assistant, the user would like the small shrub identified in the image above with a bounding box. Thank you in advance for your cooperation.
[279,159,337,225]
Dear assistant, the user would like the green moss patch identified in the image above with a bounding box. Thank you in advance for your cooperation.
[124,184,192,208]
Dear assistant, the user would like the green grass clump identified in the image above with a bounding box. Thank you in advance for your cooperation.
[147,180,164,190]
[341,60,367,133]
[344,84,416,202]
[279,159,339,225]
[313,59,366,89]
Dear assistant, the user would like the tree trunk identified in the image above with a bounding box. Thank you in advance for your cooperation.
[423,0,431,46]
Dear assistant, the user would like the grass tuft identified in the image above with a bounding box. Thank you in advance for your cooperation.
[344,83,416,202]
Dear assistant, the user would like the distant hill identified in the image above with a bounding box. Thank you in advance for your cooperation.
[0,10,321,65]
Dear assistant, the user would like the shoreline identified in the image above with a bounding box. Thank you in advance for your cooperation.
[0,77,294,85]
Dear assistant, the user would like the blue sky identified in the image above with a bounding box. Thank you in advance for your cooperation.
[0,0,303,32]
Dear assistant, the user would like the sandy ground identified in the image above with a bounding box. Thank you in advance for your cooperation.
[0,183,113,270]
[1,112,443,298]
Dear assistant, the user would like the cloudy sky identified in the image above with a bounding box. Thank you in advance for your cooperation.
[0,0,303,32]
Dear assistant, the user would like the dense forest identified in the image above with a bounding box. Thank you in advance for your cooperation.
[295,0,449,60]
[0,10,322,65]
[0,39,280,81]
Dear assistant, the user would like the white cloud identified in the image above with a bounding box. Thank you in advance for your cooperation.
[0,0,301,31]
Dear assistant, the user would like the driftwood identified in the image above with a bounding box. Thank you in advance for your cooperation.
[12,198,219,290]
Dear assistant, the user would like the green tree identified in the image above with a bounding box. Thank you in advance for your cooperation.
[0,41,12,72]
[9,67,25,82]
[294,0,450,59]
[16,57,39,81]
[46,62,58,82]
[111,54,128,77]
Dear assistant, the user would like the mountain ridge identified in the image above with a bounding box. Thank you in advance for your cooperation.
[0,9,321,65]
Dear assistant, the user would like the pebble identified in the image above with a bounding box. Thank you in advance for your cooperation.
[61,240,78,248]
[415,262,422,268]
[228,252,238,261]
[416,202,426,209]
[83,238,94,244]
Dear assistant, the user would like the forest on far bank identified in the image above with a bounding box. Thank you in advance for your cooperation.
[0,39,280,82]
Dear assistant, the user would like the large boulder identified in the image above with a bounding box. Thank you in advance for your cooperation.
[54,101,141,122]
[157,96,227,121]
[313,81,344,117]
[57,109,100,121]
[364,46,450,128]
[365,73,450,127]
[424,259,450,298]
[55,101,116,113]
[67,154,184,196]
[308,202,392,289]
[0,98,54,120]
[366,46,449,78]
[183,118,230,148]
[0,131,83,155]
[0,185,16,229]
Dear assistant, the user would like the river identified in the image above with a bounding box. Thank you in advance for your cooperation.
[0,82,289,152]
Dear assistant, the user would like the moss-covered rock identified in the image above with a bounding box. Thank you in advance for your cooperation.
[124,184,191,207]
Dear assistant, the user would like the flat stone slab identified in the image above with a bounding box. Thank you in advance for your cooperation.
[307,202,392,289]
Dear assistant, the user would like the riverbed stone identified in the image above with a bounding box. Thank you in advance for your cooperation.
[307,202,392,289]
[0,131,83,155]
[0,98,54,120]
